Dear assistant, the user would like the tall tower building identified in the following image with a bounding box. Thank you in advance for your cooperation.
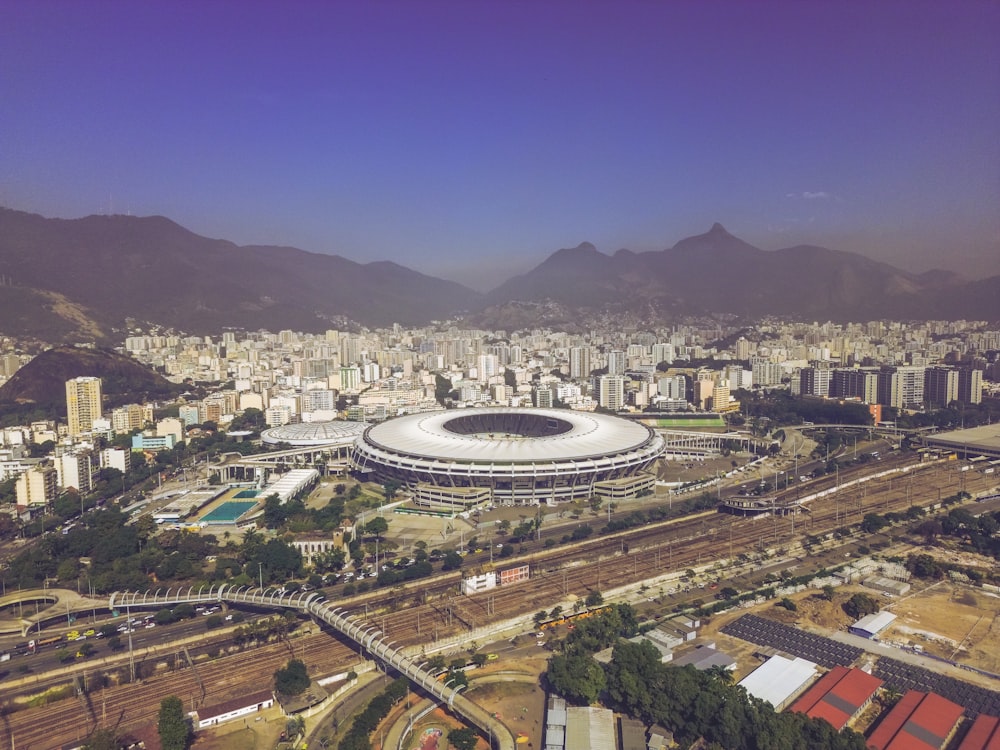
[924,367,959,408]
[569,347,592,380]
[598,374,625,411]
[957,368,983,405]
[66,376,103,437]
[607,350,627,376]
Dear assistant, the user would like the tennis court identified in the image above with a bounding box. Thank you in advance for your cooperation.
[200,500,257,524]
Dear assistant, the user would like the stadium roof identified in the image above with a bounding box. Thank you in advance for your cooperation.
[261,420,367,446]
[923,425,1000,460]
[361,407,657,463]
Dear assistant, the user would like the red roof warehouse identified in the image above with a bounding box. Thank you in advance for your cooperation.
[789,666,883,731]
[957,713,1000,750]
[867,690,964,750]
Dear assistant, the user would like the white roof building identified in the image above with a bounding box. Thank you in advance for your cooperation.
[849,610,897,639]
[738,654,819,710]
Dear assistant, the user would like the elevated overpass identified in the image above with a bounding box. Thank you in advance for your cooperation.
[0,588,105,636]
[110,585,514,750]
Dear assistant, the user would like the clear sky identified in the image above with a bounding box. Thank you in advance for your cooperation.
[3,0,999,290]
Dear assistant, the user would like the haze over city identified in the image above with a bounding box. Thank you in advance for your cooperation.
[3,0,999,289]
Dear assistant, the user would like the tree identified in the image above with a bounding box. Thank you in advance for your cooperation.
[274,658,310,696]
[843,592,879,619]
[157,695,191,750]
[585,590,604,608]
[382,480,401,503]
[365,516,389,540]
[448,727,479,750]
[546,652,606,705]
[860,513,888,534]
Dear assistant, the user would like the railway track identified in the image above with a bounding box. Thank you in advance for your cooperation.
[1,631,360,748]
[3,458,993,749]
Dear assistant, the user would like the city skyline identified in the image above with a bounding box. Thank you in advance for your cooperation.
[3,1,999,289]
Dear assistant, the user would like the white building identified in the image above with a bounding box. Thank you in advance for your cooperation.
[57,451,94,493]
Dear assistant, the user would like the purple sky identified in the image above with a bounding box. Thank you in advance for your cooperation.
[3,0,999,290]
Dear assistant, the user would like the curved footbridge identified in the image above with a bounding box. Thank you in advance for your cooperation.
[110,586,514,750]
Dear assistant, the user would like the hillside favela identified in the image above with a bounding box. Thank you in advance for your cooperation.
[3,3,1000,750]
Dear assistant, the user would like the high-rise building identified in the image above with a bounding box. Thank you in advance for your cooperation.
[15,464,57,508]
[878,366,925,409]
[924,367,959,408]
[957,367,983,405]
[57,451,93,493]
[533,386,554,408]
[651,343,674,366]
[830,368,879,404]
[751,358,783,387]
[340,366,362,391]
[607,350,627,376]
[711,380,731,412]
[65,376,103,437]
[569,347,592,379]
[477,354,498,382]
[598,374,625,411]
[799,363,832,397]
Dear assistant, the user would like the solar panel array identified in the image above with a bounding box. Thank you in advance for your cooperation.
[874,657,1000,719]
[721,614,1000,719]
[721,614,863,668]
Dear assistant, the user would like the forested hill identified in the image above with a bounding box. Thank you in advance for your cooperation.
[0,345,181,426]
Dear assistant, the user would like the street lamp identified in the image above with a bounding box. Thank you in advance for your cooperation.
[258,562,264,590]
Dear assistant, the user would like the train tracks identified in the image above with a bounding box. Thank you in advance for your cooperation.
[3,458,994,749]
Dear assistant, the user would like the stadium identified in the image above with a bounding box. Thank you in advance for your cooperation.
[351,407,666,509]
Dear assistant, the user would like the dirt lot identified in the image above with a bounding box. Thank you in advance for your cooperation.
[883,582,1000,672]
[701,578,1000,679]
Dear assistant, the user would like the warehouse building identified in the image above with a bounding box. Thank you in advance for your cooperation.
[867,690,964,750]
[849,611,897,639]
[738,654,819,711]
[788,665,882,731]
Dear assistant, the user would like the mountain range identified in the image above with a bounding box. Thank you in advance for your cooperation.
[1,207,996,341]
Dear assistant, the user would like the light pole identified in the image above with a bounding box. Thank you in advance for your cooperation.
[258,562,264,590]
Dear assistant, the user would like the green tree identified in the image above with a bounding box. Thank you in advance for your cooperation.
[448,727,479,750]
[157,695,191,750]
[585,590,604,608]
[441,551,463,571]
[365,516,389,540]
[843,592,879,619]
[382,481,401,503]
[274,658,310,696]
[546,652,606,705]
[860,513,888,534]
